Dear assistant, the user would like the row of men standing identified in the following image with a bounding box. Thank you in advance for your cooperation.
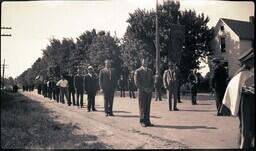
[36,66,98,112]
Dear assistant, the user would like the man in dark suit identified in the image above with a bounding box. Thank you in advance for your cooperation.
[85,66,98,112]
[99,60,118,117]
[163,62,179,111]
[134,58,154,127]
[127,71,136,98]
[210,58,227,115]
[74,68,84,108]
[118,75,126,97]
[67,72,76,106]
[187,69,199,105]
[154,74,162,101]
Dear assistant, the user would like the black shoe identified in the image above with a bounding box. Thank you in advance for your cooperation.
[109,113,114,116]
[105,114,109,117]
[68,104,71,106]
[174,108,179,111]
[178,101,182,103]
[146,123,154,126]
[140,123,147,127]
[169,109,172,111]
[87,110,90,112]
[92,109,97,111]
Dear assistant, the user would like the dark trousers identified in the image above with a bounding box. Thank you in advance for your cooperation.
[191,85,197,104]
[88,92,96,111]
[103,90,115,114]
[69,90,75,106]
[239,91,255,148]
[76,91,83,107]
[167,81,178,110]
[60,87,69,104]
[120,88,125,97]
[155,88,162,101]
[177,84,181,102]
[138,90,152,124]
[129,88,135,98]
[54,89,60,102]
[215,88,225,113]
[48,89,53,100]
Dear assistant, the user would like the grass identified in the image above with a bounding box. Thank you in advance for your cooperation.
[1,90,109,149]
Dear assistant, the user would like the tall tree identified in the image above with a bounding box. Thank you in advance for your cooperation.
[121,0,214,80]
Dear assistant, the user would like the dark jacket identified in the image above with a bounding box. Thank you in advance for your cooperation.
[211,64,227,90]
[74,75,84,92]
[99,68,118,92]
[66,75,75,91]
[134,67,154,93]
[85,73,98,93]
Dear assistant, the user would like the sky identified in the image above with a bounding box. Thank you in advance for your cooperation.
[1,0,254,78]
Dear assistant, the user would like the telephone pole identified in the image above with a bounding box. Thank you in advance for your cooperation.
[1,59,9,89]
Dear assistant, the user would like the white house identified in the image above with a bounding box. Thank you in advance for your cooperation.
[210,17,254,78]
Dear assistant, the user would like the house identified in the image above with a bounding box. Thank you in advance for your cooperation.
[210,17,254,78]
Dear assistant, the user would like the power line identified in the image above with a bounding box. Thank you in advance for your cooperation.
[1,26,12,37]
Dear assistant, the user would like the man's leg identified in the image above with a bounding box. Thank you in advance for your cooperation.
[138,90,145,124]
[87,93,92,111]
[103,91,109,115]
[145,92,152,125]
[92,92,96,111]
[109,91,115,115]
[168,89,173,111]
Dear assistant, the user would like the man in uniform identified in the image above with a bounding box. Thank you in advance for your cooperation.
[134,58,154,127]
[163,62,179,111]
[99,60,118,116]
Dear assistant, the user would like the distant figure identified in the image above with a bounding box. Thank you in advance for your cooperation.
[210,58,227,116]
[37,82,42,95]
[52,77,59,102]
[74,69,84,108]
[134,58,154,127]
[67,73,76,106]
[127,71,136,98]
[163,62,179,111]
[99,60,118,117]
[42,80,48,98]
[85,66,98,112]
[187,69,199,105]
[118,75,126,98]
[56,75,70,105]
[13,84,18,93]
[154,74,162,101]
[47,78,54,100]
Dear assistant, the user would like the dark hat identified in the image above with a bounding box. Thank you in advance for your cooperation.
[238,48,254,63]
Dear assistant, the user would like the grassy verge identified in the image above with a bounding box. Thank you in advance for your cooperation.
[1,90,108,149]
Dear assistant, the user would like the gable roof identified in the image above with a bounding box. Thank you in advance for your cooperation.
[221,18,254,40]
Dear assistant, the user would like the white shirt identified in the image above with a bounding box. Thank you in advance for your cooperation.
[56,79,68,88]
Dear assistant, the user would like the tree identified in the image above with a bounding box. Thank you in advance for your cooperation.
[88,31,122,74]
[121,0,214,80]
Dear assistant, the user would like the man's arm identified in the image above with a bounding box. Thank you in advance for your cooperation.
[99,70,103,90]
[134,70,141,89]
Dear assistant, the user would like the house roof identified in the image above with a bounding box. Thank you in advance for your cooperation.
[221,18,254,40]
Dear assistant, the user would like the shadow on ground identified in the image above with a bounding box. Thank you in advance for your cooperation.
[1,91,110,149]
[153,125,217,129]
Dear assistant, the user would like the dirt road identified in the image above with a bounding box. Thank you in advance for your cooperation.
[21,91,239,149]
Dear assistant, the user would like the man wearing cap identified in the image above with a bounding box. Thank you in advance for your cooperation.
[163,62,179,111]
[210,58,227,115]
[99,60,118,116]
[220,48,254,148]
[85,66,98,112]
[134,58,154,127]
[74,68,84,108]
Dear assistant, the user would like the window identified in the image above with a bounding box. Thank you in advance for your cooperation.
[221,37,226,52]
[220,26,224,31]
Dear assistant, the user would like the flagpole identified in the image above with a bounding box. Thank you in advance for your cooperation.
[156,0,160,76]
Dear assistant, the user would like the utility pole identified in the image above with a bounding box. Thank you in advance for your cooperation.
[1,59,9,89]
[155,0,160,76]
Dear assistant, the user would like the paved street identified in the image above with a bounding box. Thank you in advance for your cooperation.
[21,91,240,149]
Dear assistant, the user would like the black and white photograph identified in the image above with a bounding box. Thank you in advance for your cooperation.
[1,0,254,149]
